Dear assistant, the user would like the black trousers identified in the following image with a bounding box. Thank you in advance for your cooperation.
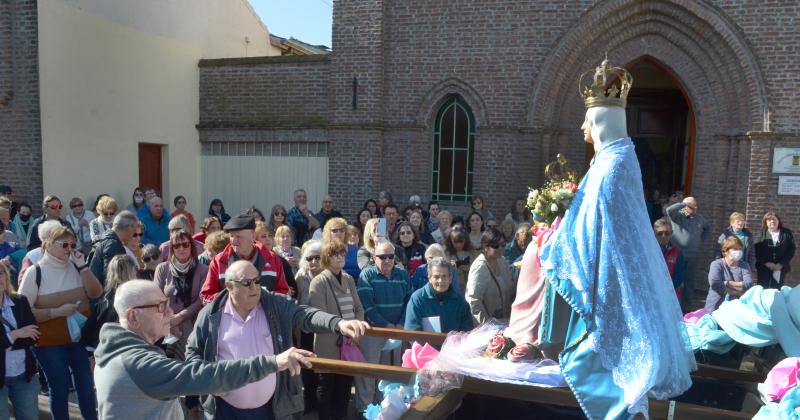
[317,373,353,420]
[214,397,274,420]
[300,331,319,409]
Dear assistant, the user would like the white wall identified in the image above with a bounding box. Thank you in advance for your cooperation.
[38,0,278,220]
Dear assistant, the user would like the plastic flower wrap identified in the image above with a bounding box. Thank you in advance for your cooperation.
[527,176,578,228]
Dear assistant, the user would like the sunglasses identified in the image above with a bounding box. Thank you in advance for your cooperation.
[133,299,168,314]
[656,231,672,237]
[132,232,143,238]
[172,242,191,250]
[142,255,157,263]
[305,255,321,262]
[47,203,63,210]
[331,228,345,234]
[329,250,347,258]
[103,212,115,217]
[375,253,395,260]
[228,277,261,287]
[399,230,413,236]
[70,204,84,209]
[54,240,76,250]
[274,212,286,216]
[487,242,504,249]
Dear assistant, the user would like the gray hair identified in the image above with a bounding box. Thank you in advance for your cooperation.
[299,240,322,271]
[653,218,672,231]
[168,214,191,232]
[114,280,162,327]
[374,239,395,253]
[224,260,257,287]
[516,223,532,235]
[427,256,451,274]
[424,243,446,260]
[37,220,63,242]
[408,195,422,205]
[113,210,139,231]
[148,196,162,206]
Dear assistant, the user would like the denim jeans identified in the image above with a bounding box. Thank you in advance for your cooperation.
[0,373,39,420]
[33,343,97,420]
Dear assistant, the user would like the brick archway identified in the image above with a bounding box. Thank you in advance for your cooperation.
[525,0,768,136]
[417,77,489,129]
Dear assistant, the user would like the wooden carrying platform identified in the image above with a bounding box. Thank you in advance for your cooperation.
[304,327,760,419]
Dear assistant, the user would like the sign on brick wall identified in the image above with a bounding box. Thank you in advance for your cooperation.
[772,148,800,174]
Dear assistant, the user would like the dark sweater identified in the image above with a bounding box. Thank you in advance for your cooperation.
[0,294,37,388]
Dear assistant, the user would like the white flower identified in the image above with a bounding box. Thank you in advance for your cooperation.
[534,202,542,212]
[550,203,559,212]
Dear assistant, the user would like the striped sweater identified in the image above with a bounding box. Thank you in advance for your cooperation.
[357,265,411,327]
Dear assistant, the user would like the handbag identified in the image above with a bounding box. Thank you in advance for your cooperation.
[325,278,367,362]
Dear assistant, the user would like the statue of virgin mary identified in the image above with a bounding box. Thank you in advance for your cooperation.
[505,59,696,419]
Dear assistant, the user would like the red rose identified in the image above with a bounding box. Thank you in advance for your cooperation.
[484,333,516,359]
[508,344,539,362]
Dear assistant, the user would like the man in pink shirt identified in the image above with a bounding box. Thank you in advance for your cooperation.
[187,260,369,419]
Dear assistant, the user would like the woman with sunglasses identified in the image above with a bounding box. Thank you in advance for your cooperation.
[122,222,146,270]
[154,231,208,356]
[18,226,102,420]
[26,195,70,252]
[65,198,95,255]
[445,228,477,293]
[465,227,514,324]
[138,244,161,280]
[0,262,40,420]
[89,196,118,243]
[394,221,427,277]
[309,240,365,420]
[268,204,288,232]
[293,240,322,409]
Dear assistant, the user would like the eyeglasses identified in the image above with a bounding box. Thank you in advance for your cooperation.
[331,228,345,234]
[375,254,395,260]
[274,212,286,216]
[305,255,321,262]
[172,242,191,250]
[656,231,672,237]
[132,299,168,313]
[132,232,143,238]
[399,231,413,236]
[47,203,62,210]
[228,277,261,287]
[103,212,115,217]
[134,193,145,197]
[330,250,346,258]
[54,240,76,250]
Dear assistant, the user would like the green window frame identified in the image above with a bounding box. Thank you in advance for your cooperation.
[431,95,475,203]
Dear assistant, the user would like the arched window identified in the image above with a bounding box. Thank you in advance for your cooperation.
[431,95,475,203]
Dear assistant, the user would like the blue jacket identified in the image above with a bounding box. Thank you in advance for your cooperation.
[357,265,411,327]
[404,283,473,333]
[139,210,171,246]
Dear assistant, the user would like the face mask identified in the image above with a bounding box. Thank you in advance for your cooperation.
[729,250,743,261]
[19,214,31,222]
[134,196,144,204]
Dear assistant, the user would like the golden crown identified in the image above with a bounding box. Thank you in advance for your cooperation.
[579,56,633,108]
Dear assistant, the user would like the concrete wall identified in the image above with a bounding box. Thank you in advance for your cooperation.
[37,0,278,218]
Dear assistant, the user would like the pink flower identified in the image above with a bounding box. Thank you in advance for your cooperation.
[401,342,439,369]
[484,333,516,359]
[508,344,539,362]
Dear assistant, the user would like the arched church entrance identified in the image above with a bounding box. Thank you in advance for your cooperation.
[625,57,695,198]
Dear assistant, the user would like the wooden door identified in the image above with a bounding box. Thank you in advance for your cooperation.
[138,143,163,194]
[625,89,689,195]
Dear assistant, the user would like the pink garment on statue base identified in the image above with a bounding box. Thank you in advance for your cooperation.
[504,226,555,346]
[402,342,439,369]
[763,357,800,401]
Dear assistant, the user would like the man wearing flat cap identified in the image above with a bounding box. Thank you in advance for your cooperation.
[200,214,290,304]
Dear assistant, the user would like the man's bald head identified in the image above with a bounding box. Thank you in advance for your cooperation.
[114,280,164,326]
[225,260,259,288]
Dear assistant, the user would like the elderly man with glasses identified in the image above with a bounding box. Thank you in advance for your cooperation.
[654,218,685,301]
[187,260,368,419]
[94,279,298,420]
[354,239,411,414]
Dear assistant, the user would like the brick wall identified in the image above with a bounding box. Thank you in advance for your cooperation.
[198,0,800,286]
[0,0,43,213]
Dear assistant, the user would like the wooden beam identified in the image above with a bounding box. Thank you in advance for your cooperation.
[400,391,466,420]
[364,327,767,383]
[306,357,750,420]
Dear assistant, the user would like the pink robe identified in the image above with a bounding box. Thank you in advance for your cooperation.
[504,233,549,346]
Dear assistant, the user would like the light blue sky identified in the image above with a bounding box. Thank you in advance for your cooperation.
[249,0,333,48]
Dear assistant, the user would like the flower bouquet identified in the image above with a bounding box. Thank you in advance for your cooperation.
[527,176,578,228]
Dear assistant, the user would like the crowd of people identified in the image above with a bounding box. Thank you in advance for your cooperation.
[0,182,794,419]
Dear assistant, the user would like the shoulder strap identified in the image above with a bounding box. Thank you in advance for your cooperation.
[35,264,41,289]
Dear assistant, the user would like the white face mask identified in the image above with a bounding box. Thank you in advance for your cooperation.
[134,196,144,204]
[728,250,743,262]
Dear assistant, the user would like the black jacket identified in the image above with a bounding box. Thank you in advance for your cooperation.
[89,230,127,286]
[754,227,796,276]
[26,217,72,251]
[0,294,38,387]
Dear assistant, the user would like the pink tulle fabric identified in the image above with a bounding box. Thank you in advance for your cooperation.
[763,357,800,401]
[683,308,711,324]
[402,342,439,369]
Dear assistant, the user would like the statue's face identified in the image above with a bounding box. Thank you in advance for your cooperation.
[581,117,593,144]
